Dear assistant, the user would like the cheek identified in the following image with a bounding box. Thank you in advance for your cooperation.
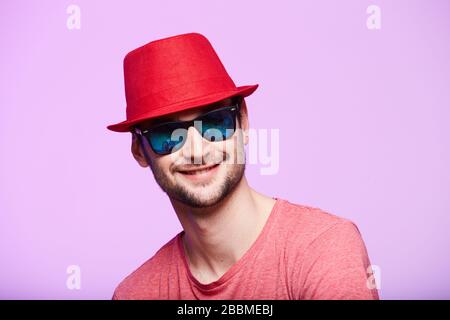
[210,139,232,158]
[226,132,244,151]
[152,156,173,176]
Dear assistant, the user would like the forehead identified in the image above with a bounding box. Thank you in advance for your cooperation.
[136,97,235,129]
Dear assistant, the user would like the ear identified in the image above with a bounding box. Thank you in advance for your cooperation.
[239,99,250,145]
[131,133,150,168]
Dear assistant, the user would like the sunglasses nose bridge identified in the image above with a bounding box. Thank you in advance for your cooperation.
[179,125,207,163]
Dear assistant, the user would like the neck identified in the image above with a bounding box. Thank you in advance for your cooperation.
[170,177,276,284]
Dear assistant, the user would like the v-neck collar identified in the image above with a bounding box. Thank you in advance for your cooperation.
[176,198,283,292]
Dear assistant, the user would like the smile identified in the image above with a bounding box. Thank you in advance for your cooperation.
[177,164,220,180]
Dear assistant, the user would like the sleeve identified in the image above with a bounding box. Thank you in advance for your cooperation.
[296,220,380,300]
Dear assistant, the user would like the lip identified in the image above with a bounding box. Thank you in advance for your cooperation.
[177,163,220,181]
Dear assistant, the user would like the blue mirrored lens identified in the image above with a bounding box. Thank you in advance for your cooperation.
[149,123,187,154]
[201,109,235,141]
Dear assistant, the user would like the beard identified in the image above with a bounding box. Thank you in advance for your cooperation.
[148,157,245,208]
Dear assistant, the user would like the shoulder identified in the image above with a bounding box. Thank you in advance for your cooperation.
[276,199,359,243]
[273,198,367,259]
[276,200,377,299]
[112,233,180,300]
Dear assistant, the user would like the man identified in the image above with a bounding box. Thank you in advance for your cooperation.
[107,32,379,300]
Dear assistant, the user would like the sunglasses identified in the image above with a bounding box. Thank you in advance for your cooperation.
[134,101,241,155]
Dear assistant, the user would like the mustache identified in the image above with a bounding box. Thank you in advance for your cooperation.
[170,152,229,172]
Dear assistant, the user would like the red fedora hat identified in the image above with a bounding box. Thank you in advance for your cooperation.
[107,32,259,132]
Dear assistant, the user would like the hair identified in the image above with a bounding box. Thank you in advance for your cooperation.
[234,95,244,127]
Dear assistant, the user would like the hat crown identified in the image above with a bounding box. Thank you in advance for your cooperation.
[107,32,258,133]
[123,33,236,119]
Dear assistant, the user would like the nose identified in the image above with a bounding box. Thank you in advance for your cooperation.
[181,124,207,164]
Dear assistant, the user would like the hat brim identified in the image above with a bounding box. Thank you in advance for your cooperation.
[106,84,258,133]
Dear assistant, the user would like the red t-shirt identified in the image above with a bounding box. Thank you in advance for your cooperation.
[112,198,379,300]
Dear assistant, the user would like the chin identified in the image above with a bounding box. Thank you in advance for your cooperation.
[188,189,223,205]
[178,187,226,208]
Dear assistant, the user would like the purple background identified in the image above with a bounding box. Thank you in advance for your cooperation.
[1,0,449,299]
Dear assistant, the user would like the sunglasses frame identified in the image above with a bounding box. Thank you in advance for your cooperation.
[134,98,242,155]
